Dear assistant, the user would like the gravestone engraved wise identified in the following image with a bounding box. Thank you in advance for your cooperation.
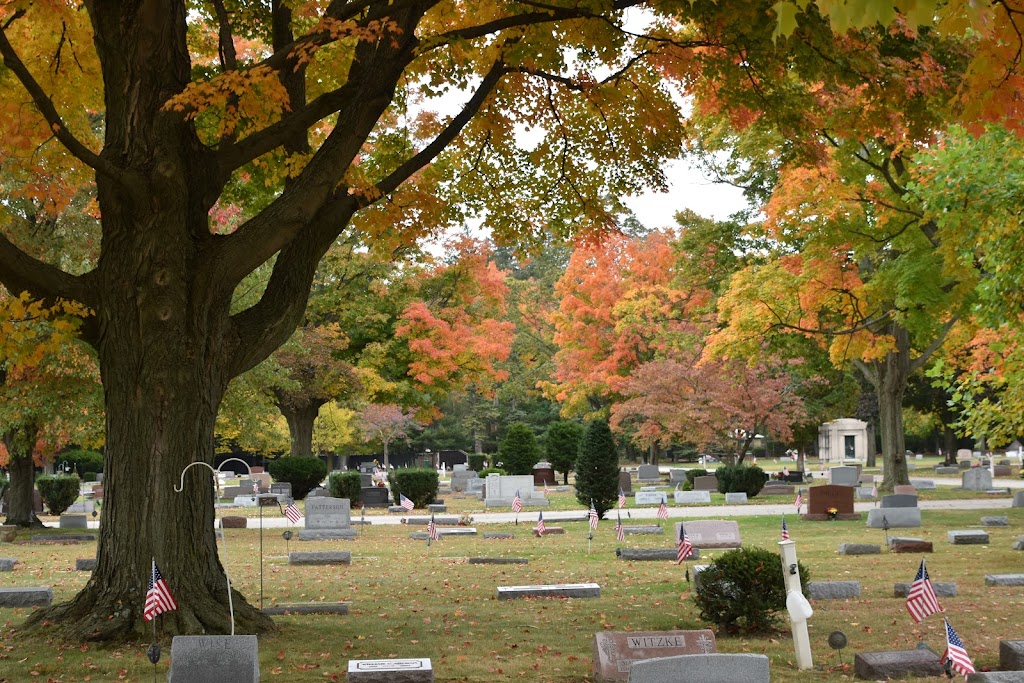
[167,635,259,683]
[807,485,855,515]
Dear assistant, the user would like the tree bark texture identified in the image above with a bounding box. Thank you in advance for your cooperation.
[280,399,326,458]
[3,444,42,528]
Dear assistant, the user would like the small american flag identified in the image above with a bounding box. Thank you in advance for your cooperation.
[782,466,790,477]
[252,480,259,495]
[618,488,627,509]
[535,511,546,536]
[871,483,878,498]
[284,503,303,524]
[942,619,976,678]
[143,559,177,622]
[676,524,693,564]
[906,559,943,623]
[781,515,790,541]
[511,490,522,513]
[615,513,624,542]
[657,500,669,520]
[794,492,803,513]
[400,493,415,511]
[588,501,599,530]
[427,514,439,542]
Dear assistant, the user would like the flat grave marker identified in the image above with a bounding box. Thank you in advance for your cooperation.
[625,653,769,683]
[348,658,433,683]
[854,649,943,679]
[496,583,600,600]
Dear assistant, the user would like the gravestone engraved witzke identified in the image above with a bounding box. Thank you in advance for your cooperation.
[593,630,717,681]
[298,496,356,540]
[167,635,259,683]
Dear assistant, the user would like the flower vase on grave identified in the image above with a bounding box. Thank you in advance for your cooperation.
[827,507,838,520]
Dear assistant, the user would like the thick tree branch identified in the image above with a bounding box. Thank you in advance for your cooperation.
[0,27,133,189]
[0,232,94,307]
[909,316,958,374]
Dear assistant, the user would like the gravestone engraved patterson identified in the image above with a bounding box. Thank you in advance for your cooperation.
[592,630,717,681]
[625,653,769,683]
[347,658,433,683]
[299,496,357,540]
[167,635,259,683]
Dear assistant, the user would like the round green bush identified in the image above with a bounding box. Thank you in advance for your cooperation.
[328,471,363,505]
[681,468,709,491]
[267,457,328,500]
[715,464,767,497]
[58,449,104,475]
[387,468,439,508]
[479,467,507,477]
[36,475,81,516]
[468,454,486,471]
[546,420,584,484]
[497,423,541,475]
[693,546,809,632]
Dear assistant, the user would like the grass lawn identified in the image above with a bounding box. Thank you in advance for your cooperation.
[2,505,1023,682]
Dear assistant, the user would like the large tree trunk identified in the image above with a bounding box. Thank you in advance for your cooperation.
[279,399,326,457]
[943,425,958,465]
[3,429,43,527]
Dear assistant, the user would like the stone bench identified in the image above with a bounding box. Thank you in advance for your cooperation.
[261,602,349,615]
[0,587,53,607]
[288,551,352,565]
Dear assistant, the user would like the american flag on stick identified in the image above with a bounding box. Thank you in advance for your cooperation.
[781,515,790,541]
[615,513,624,542]
[588,501,599,530]
[427,514,439,542]
[284,502,304,524]
[400,493,415,511]
[905,559,943,623]
[618,488,627,509]
[535,511,546,536]
[143,559,177,622]
[511,490,522,513]
[657,500,669,520]
[794,491,803,513]
[676,524,693,564]
[942,619,976,678]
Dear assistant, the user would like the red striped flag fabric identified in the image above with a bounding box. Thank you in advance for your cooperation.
[618,488,627,509]
[284,503,303,524]
[615,513,624,542]
[906,559,943,623]
[781,516,790,541]
[942,619,976,678]
[427,514,439,542]
[400,493,415,511]
[794,492,803,512]
[676,524,693,564]
[589,501,599,530]
[535,511,546,536]
[511,490,522,513]
[657,500,669,520]
[143,559,177,621]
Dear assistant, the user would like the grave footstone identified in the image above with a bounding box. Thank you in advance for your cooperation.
[890,538,933,553]
[75,558,96,571]
[30,533,96,541]
[983,516,1010,527]
[347,658,433,683]
[949,530,990,545]
[168,635,259,683]
[724,492,747,504]
[964,469,994,491]
[299,496,357,540]
[592,630,717,681]
[986,574,1024,586]
[806,581,860,599]
[59,514,88,529]
[894,582,957,597]
[261,602,348,615]
[674,490,711,504]
[838,543,880,555]
[676,520,741,548]
[1014,535,1024,551]
[1001,640,1024,670]
[854,649,943,679]
[406,516,459,525]
[468,557,528,565]
[532,526,564,536]
[0,557,16,571]
[483,532,514,539]
[618,548,699,561]
[289,551,352,565]
[880,494,918,509]
[625,653,769,683]
[497,583,600,599]
[867,508,922,528]
[966,672,1024,682]
[622,525,664,535]
[0,587,52,607]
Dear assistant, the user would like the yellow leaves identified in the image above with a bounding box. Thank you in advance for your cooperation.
[163,65,290,141]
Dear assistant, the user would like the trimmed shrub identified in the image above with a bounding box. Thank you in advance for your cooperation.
[267,457,328,500]
[37,475,81,516]
[387,468,439,508]
[694,546,810,632]
[468,454,486,471]
[58,449,104,475]
[681,468,709,491]
[497,423,540,475]
[328,471,363,506]
[574,419,619,517]
[479,467,507,477]
[715,464,767,497]
[545,420,584,484]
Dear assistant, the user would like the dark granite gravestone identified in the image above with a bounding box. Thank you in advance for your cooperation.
[1001,640,1024,670]
[361,486,390,507]
[0,558,17,571]
[881,494,918,509]
[986,575,1024,586]
[468,557,528,565]
[0,587,52,607]
[593,630,717,681]
[838,543,880,555]
[807,484,854,516]
[854,649,943,679]
[168,635,259,683]
[966,671,1024,681]
[75,558,96,571]
[692,475,718,491]
[890,539,933,553]
[618,471,632,494]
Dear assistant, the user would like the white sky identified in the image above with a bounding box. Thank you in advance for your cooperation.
[623,158,750,230]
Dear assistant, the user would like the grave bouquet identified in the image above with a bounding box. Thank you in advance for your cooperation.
[827,507,838,520]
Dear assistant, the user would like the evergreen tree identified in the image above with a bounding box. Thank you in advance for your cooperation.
[497,422,541,475]
[546,420,584,484]
[575,419,619,517]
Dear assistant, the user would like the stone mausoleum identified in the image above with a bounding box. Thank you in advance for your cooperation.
[818,418,869,463]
